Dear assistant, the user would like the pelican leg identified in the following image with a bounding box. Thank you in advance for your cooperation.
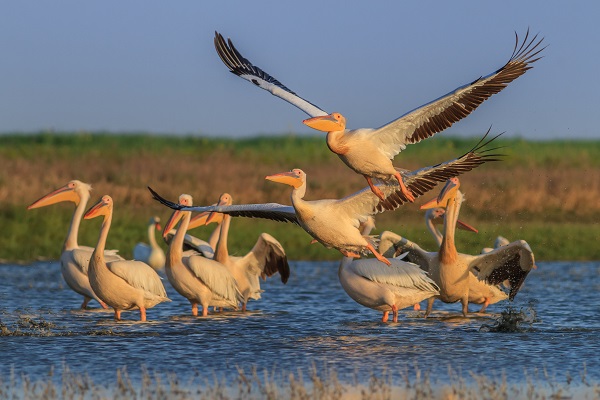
[341,250,361,258]
[139,307,147,322]
[202,305,208,317]
[413,303,421,311]
[191,303,198,316]
[366,243,391,266]
[81,297,91,309]
[98,300,109,309]
[392,305,399,323]
[479,298,490,313]
[382,311,389,322]
[393,172,415,202]
[424,298,435,318]
[364,175,386,201]
[242,303,247,312]
[461,298,469,317]
[114,308,122,321]
[310,239,318,244]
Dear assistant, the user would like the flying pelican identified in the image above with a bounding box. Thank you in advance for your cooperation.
[84,196,170,321]
[149,135,499,265]
[214,30,544,200]
[27,180,124,309]
[206,193,290,311]
[133,216,166,270]
[380,178,534,316]
[338,217,439,323]
[162,194,241,316]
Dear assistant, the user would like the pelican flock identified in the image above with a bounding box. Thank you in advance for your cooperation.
[22,29,543,322]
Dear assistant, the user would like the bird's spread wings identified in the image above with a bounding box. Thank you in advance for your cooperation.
[469,240,535,300]
[378,231,432,270]
[149,187,299,225]
[375,129,504,211]
[371,30,545,159]
[214,32,328,118]
[350,258,440,293]
[243,233,290,284]
[186,256,241,303]
[107,260,168,298]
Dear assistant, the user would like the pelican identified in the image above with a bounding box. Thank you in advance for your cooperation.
[214,30,544,200]
[338,217,439,323]
[162,194,241,316]
[482,236,511,254]
[133,216,165,270]
[150,135,499,266]
[379,178,534,316]
[27,180,124,309]
[84,196,170,321]
[206,193,290,311]
[164,209,223,258]
[424,207,479,246]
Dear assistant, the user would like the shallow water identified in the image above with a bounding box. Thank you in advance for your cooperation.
[0,261,598,384]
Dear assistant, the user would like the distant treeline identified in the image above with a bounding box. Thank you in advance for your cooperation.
[1,132,599,262]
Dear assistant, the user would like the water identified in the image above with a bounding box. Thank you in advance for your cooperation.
[0,261,599,385]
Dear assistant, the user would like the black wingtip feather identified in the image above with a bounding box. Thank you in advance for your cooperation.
[147,186,183,210]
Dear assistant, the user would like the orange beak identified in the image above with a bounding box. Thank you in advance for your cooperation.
[28,185,80,209]
[84,198,109,219]
[205,197,230,225]
[303,113,345,132]
[420,178,460,210]
[155,223,162,231]
[162,210,184,237]
[265,171,303,188]
[456,219,478,233]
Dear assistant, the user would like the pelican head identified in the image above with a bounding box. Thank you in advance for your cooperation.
[425,207,446,224]
[420,177,460,210]
[150,216,162,231]
[28,180,92,209]
[205,193,232,225]
[162,194,193,237]
[84,195,113,219]
[265,168,306,188]
[303,113,346,132]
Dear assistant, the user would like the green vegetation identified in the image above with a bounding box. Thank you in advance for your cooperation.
[1,132,599,262]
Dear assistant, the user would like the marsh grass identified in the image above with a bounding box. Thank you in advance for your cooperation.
[0,364,598,400]
[2,133,599,262]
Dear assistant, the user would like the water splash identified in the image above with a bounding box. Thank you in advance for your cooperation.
[479,304,538,332]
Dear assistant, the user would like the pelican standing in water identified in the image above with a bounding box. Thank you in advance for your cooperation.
[27,180,123,309]
[150,133,503,265]
[206,193,290,311]
[162,194,241,316]
[338,217,439,323]
[84,196,170,321]
[214,30,544,200]
[380,178,534,317]
[163,207,225,258]
[133,216,165,270]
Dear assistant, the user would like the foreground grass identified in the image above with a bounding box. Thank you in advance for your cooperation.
[1,132,599,262]
[1,365,598,400]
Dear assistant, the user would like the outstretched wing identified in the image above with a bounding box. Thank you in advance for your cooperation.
[149,187,299,225]
[375,129,504,211]
[214,32,328,118]
[469,240,536,300]
[371,30,544,159]
[243,233,290,284]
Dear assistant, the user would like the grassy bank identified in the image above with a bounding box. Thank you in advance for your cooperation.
[1,364,597,400]
[1,132,599,262]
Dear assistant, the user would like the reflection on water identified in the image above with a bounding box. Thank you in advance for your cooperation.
[0,261,598,384]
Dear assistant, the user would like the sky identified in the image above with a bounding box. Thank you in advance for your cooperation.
[0,1,598,139]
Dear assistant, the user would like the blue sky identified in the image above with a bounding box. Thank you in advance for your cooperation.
[1,1,598,139]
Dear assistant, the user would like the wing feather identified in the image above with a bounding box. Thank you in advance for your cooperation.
[106,260,168,298]
[214,32,328,118]
[349,258,439,293]
[186,256,241,303]
[372,30,545,159]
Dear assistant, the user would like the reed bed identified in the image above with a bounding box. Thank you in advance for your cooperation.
[1,133,599,262]
[0,364,597,400]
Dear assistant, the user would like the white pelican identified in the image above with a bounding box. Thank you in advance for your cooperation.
[338,217,439,323]
[162,194,241,316]
[133,216,165,270]
[84,196,170,321]
[164,209,223,258]
[214,30,544,200]
[424,207,479,246]
[481,235,511,254]
[27,180,124,309]
[379,178,534,316]
[149,134,503,265]
[207,193,290,311]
